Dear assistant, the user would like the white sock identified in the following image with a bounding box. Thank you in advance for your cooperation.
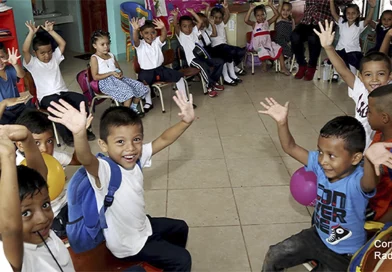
[222,64,233,82]
[175,78,188,99]
[145,87,152,105]
[349,64,357,75]
[227,62,238,79]
[234,66,241,72]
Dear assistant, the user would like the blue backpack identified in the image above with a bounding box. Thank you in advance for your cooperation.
[66,153,140,253]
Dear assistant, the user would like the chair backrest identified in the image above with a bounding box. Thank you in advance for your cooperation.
[134,49,175,75]
[120,2,153,20]
[24,71,39,106]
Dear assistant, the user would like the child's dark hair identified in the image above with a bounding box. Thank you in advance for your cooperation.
[15,110,53,135]
[179,15,193,25]
[32,34,51,51]
[359,52,392,73]
[380,10,392,25]
[17,165,48,201]
[368,84,392,115]
[342,4,360,26]
[140,20,155,32]
[0,42,5,53]
[91,30,110,46]
[320,116,365,154]
[254,5,267,16]
[211,7,224,17]
[100,106,144,142]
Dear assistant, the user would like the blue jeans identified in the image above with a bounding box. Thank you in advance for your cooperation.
[262,226,352,272]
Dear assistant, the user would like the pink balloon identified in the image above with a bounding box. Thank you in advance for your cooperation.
[290,167,317,206]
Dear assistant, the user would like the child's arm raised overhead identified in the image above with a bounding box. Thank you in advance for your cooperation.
[154,18,167,43]
[329,0,340,22]
[0,131,23,271]
[267,0,280,25]
[380,29,392,55]
[222,0,230,25]
[152,91,195,155]
[360,142,392,192]
[209,18,218,37]
[259,98,309,165]
[203,1,211,16]
[22,21,40,65]
[47,100,100,184]
[364,0,376,27]
[42,21,66,54]
[314,20,355,89]
[130,17,141,47]
[171,9,180,36]
[245,5,256,27]
[187,8,203,30]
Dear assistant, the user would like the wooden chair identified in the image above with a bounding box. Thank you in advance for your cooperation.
[133,49,197,113]
[24,71,61,147]
[68,242,163,272]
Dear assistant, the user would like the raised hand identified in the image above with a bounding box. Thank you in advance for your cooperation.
[209,17,215,25]
[47,99,87,136]
[6,48,21,66]
[172,91,195,124]
[368,0,376,8]
[313,20,335,48]
[0,124,31,142]
[202,1,210,7]
[130,17,140,30]
[42,21,55,32]
[153,19,165,30]
[249,3,256,10]
[186,8,195,14]
[365,142,392,176]
[25,20,40,34]
[258,98,289,125]
[223,0,229,9]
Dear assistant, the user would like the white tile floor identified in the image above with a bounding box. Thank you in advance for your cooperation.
[60,52,354,272]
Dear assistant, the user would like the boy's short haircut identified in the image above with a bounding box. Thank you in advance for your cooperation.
[360,52,392,73]
[320,116,366,154]
[368,84,392,115]
[210,7,224,17]
[32,33,51,51]
[15,110,53,135]
[16,165,48,201]
[140,20,155,32]
[100,106,144,142]
[179,15,193,25]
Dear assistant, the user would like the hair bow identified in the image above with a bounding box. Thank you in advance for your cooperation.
[138,17,146,28]
[215,3,223,8]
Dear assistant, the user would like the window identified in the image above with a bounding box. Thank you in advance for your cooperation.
[380,0,392,12]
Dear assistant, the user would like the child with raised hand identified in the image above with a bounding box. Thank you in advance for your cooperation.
[245,2,291,75]
[271,1,295,59]
[0,125,74,271]
[329,0,376,81]
[47,91,194,271]
[131,17,189,112]
[368,10,392,56]
[314,20,392,150]
[22,20,95,146]
[90,30,148,116]
[0,43,31,124]
[259,97,392,271]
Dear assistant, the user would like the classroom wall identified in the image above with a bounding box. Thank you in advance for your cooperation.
[6,0,34,50]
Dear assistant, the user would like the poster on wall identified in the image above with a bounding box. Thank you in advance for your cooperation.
[144,0,218,35]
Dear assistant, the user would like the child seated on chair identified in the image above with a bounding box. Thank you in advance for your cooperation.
[367,10,392,56]
[22,20,95,146]
[259,97,392,271]
[0,125,75,271]
[14,110,86,238]
[315,20,392,150]
[130,18,188,112]
[0,42,32,124]
[173,8,224,98]
[47,91,194,271]
[90,30,148,116]
[365,85,392,224]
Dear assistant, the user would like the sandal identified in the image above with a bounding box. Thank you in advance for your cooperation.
[235,69,247,76]
[143,103,154,113]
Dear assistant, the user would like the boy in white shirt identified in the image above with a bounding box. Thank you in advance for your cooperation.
[22,20,95,146]
[0,124,74,272]
[47,91,194,271]
[315,20,392,150]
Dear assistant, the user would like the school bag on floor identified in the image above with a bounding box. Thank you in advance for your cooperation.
[66,153,140,253]
[348,221,392,272]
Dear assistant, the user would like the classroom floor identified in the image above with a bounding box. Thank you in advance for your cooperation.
[61,52,354,272]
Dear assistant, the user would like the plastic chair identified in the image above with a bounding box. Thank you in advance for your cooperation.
[120,10,133,62]
[24,71,61,147]
[133,49,195,113]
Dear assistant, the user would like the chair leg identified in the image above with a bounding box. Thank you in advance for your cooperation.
[89,97,97,114]
[139,100,144,113]
[251,54,255,75]
[275,60,279,73]
[290,55,295,72]
[153,86,165,113]
[317,56,322,80]
[52,122,61,147]
[200,75,208,94]
[184,79,190,100]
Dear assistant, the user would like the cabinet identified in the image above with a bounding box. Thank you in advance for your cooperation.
[0,9,24,92]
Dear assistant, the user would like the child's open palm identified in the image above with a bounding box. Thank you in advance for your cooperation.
[42,21,55,32]
[259,98,289,125]
[153,19,165,30]
[47,99,87,135]
[173,91,195,124]
[365,142,392,176]
[6,48,21,66]
[130,18,140,30]
[25,21,40,34]
[314,20,335,48]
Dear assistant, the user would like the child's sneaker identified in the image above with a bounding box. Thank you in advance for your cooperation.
[207,87,218,97]
[213,83,224,91]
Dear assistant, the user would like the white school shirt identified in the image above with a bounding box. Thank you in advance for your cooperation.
[15,149,73,217]
[86,143,153,258]
[177,26,200,66]
[92,53,117,74]
[135,39,165,70]
[0,230,75,272]
[23,48,68,102]
[336,17,365,53]
[210,22,227,47]
[348,76,375,150]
